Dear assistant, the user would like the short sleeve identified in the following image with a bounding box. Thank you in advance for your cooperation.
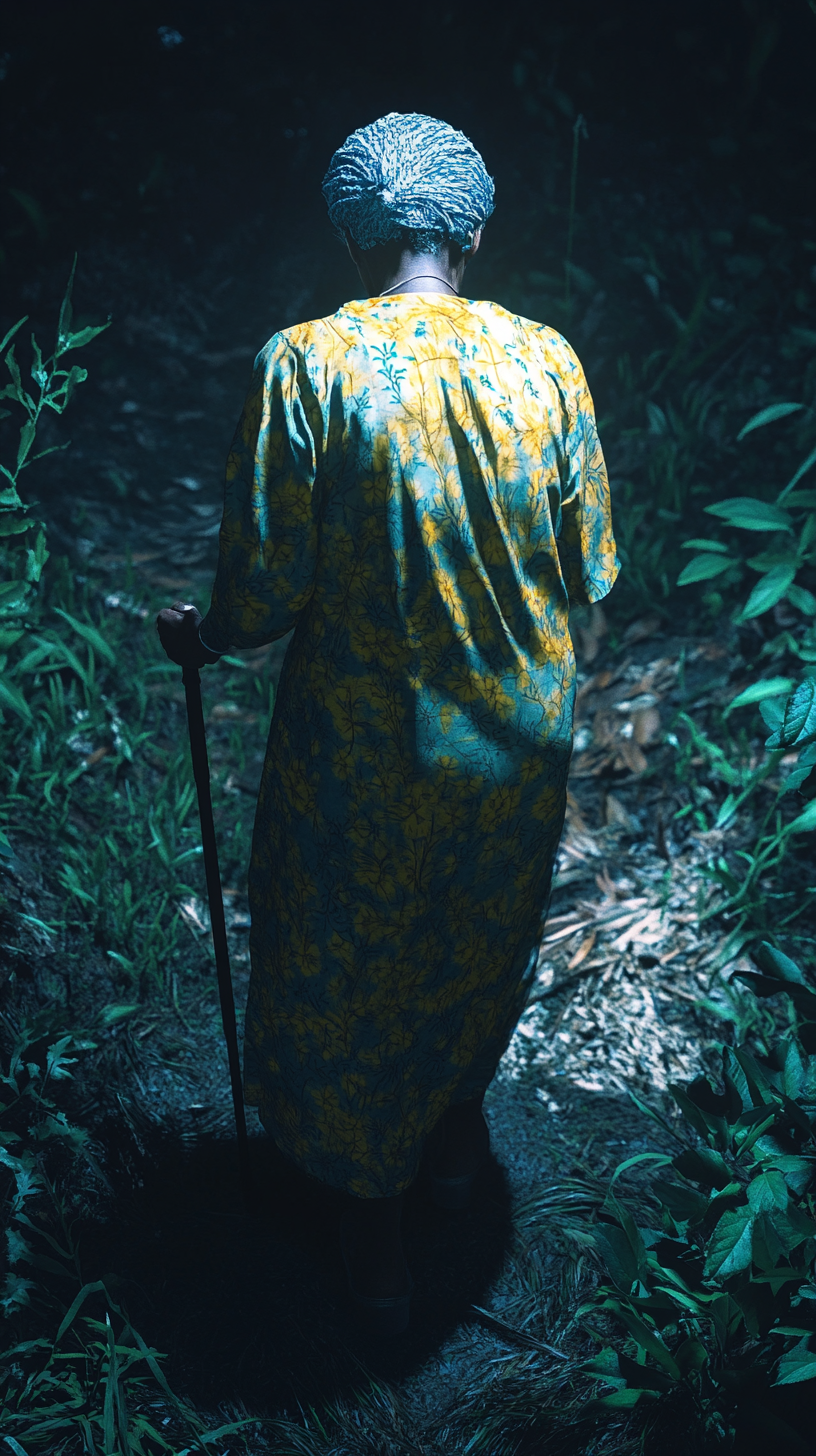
[200,335,320,651]
[553,345,620,607]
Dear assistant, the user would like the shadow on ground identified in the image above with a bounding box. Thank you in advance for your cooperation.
[83,1130,514,1416]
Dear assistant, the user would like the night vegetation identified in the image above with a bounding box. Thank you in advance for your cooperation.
[1,3,814,1451]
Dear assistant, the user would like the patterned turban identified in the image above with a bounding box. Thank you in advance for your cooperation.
[322,112,495,251]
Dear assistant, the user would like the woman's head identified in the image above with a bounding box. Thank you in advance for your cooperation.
[322,112,494,256]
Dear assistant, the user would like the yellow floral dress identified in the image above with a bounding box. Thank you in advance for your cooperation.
[201,293,619,1197]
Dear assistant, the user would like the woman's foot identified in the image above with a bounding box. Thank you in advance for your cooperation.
[429,1097,490,1179]
[340,1191,412,1331]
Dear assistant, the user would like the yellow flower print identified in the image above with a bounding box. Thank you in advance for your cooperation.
[209,294,618,1197]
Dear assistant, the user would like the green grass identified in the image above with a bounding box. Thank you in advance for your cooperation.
[0,558,272,1004]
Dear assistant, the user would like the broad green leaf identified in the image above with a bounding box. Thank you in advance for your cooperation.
[703,1207,754,1279]
[674,1336,708,1374]
[737,401,803,439]
[766,678,816,750]
[677,552,734,585]
[652,1179,709,1224]
[735,1111,778,1157]
[592,1387,654,1409]
[800,513,816,554]
[709,1291,745,1348]
[759,696,786,733]
[680,538,730,552]
[786,799,816,834]
[752,1211,786,1268]
[763,1200,816,1255]
[582,1347,624,1385]
[765,1156,815,1197]
[4,346,35,412]
[746,1170,788,1214]
[98,1004,138,1026]
[746,547,801,571]
[594,1224,642,1291]
[787,582,816,616]
[617,1351,675,1392]
[752,1266,811,1292]
[62,321,111,350]
[753,945,810,989]
[722,1046,752,1112]
[774,1336,816,1385]
[672,1146,732,1189]
[16,419,36,471]
[45,363,88,413]
[705,496,792,531]
[737,565,797,621]
[782,1039,807,1100]
[0,512,33,537]
[725,676,795,713]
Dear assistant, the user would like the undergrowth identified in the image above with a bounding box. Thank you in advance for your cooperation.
[1,91,816,1456]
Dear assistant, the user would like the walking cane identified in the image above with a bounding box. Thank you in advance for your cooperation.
[181,660,253,1207]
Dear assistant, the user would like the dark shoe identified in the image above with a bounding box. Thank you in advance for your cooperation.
[339,1216,413,1336]
[428,1165,486,1210]
[426,1103,490,1211]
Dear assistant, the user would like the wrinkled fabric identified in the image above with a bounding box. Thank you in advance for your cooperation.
[322,111,494,250]
[202,293,618,1196]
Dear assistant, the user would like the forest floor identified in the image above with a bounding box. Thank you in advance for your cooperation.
[2,456,779,1450]
[3,33,815,1440]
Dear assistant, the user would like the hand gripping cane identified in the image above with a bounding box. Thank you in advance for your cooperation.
[182,661,252,1206]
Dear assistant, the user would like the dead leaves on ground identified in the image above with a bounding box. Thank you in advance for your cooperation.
[500,618,756,1103]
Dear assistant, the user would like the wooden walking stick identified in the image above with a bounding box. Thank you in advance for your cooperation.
[181,660,252,1206]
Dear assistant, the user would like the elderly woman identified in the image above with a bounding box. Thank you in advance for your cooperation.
[158,112,618,1334]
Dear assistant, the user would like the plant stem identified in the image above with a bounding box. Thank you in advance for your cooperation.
[564,113,585,313]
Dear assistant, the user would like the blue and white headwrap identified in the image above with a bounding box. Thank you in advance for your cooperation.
[322,112,495,251]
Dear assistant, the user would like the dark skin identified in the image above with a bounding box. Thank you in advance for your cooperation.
[155,230,486,1301]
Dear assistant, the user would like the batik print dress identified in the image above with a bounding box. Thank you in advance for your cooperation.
[200,293,619,1197]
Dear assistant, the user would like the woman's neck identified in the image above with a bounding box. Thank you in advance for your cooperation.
[364,249,464,298]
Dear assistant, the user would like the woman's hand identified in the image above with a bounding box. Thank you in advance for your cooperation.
[155,602,221,668]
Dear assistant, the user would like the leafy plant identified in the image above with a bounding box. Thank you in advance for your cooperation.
[679,398,816,799]
[580,942,816,1448]
[0,257,110,655]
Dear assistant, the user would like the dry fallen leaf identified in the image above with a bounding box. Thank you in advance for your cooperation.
[567,931,597,969]
[621,615,661,645]
[633,706,662,745]
[616,738,648,775]
[604,793,636,830]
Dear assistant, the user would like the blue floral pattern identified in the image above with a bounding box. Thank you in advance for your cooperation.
[201,294,619,1196]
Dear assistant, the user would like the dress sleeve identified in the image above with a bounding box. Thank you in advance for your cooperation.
[552,341,620,607]
[199,335,320,651]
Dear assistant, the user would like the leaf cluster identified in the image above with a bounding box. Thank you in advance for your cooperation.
[680,399,816,800]
[582,943,816,1444]
[0,258,110,649]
